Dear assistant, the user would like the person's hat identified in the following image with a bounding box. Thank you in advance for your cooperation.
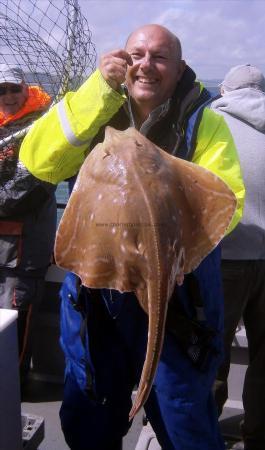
[221,64,265,92]
[0,64,25,85]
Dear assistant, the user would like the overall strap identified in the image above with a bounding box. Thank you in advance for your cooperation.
[176,88,214,322]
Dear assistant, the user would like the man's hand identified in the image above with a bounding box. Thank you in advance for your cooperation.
[99,50,133,91]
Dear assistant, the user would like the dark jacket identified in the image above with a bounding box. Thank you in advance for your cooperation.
[0,112,57,276]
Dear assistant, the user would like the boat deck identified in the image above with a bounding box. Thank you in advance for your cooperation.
[18,263,248,449]
[21,377,244,450]
[22,380,144,450]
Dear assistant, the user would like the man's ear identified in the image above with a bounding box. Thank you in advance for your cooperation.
[176,60,186,82]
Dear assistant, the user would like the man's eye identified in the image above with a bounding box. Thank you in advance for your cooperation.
[131,53,142,59]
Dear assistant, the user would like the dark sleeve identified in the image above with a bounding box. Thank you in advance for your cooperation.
[0,158,55,217]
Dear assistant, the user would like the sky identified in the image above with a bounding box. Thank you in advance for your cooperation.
[79,0,265,80]
[1,0,264,81]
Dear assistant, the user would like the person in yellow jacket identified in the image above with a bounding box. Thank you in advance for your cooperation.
[19,31,244,228]
[20,25,244,450]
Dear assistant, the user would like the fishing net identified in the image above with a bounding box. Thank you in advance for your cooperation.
[0,0,96,98]
[0,0,96,212]
[0,0,96,150]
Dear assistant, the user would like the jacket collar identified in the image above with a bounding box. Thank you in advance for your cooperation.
[124,65,202,138]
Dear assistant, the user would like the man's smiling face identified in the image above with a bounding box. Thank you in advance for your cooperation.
[125,25,185,118]
[0,82,28,116]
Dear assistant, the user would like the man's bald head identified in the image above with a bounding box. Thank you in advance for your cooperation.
[125,24,182,61]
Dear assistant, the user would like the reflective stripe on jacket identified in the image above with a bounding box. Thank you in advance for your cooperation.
[19,70,126,183]
[19,69,245,232]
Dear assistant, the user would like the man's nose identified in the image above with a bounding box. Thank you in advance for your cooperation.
[138,53,153,69]
[3,92,15,101]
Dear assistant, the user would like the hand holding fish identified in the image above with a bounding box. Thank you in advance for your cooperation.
[99,49,133,91]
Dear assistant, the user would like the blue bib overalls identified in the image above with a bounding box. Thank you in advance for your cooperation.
[59,246,225,450]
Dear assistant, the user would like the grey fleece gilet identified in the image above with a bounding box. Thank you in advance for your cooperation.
[211,87,265,260]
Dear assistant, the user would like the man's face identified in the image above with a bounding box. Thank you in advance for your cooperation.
[125,26,185,115]
[0,82,28,116]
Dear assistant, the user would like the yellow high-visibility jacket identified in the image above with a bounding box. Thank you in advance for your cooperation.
[19,69,245,233]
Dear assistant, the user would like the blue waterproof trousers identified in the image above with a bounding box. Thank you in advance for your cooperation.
[59,248,225,450]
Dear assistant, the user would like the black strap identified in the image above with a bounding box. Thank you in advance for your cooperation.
[166,272,218,371]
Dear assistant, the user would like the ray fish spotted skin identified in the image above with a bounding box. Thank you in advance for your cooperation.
[55,126,237,420]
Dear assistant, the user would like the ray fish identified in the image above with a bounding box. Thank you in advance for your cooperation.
[55,126,237,420]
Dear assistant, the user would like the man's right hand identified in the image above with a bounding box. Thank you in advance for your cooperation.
[99,50,133,91]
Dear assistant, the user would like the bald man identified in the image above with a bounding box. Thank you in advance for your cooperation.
[19,25,244,450]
